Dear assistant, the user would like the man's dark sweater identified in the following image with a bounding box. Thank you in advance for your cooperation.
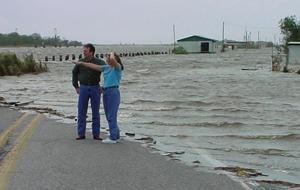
[72,57,106,88]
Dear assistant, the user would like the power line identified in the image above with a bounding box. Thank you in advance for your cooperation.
[225,21,278,30]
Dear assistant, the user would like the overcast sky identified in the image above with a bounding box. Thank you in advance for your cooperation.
[1,0,299,44]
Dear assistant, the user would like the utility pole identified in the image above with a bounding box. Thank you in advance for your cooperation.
[272,35,274,64]
[245,29,248,49]
[173,24,176,52]
[222,22,225,52]
[257,31,260,49]
[249,32,251,43]
[54,28,57,47]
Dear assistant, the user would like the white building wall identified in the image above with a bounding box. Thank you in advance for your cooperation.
[178,41,216,53]
[288,45,300,71]
[289,45,300,64]
[206,41,215,53]
[178,41,200,53]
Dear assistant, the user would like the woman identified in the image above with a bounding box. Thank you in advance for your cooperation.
[73,52,123,143]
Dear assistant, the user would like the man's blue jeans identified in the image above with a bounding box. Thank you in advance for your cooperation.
[77,85,101,137]
[103,88,120,140]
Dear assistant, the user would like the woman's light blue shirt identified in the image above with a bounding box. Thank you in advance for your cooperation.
[101,64,122,88]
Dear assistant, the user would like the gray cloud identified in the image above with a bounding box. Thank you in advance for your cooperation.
[1,0,299,44]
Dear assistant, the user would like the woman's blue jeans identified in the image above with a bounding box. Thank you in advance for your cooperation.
[103,88,120,140]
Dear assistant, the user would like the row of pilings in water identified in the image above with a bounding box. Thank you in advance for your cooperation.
[44,51,170,62]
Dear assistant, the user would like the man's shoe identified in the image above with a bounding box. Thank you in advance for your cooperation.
[102,138,117,144]
[76,136,86,140]
[93,136,103,141]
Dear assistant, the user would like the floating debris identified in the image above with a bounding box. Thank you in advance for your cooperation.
[15,101,34,107]
[162,152,175,158]
[170,135,190,139]
[215,166,267,178]
[192,160,201,164]
[17,88,28,91]
[0,99,34,107]
[256,180,300,188]
[0,101,19,105]
[17,106,65,117]
[125,132,135,137]
[163,151,185,158]
[135,136,154,141]
[169,158,180,161]
[171,151,185,155]
[65,115,76,120]
[241,68,258,71]
[135,136,156,144]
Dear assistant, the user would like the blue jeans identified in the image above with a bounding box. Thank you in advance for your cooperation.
[103,88,120,140]
[77,85,101,137]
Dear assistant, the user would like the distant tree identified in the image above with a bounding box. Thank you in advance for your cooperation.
[279,15,300,52]
[0,32,82,47]
[69,40,82,47]
[31,33,42,39]
[172,46,188,54]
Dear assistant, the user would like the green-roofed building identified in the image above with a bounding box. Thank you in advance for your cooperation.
[177,35,218,53]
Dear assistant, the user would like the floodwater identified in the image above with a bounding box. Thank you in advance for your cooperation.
[1,46,300,188]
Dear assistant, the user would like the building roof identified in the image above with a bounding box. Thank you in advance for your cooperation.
[288,42,300,46]
[177,35,217,42]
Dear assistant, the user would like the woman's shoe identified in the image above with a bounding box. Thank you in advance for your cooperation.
[102,138,117,144]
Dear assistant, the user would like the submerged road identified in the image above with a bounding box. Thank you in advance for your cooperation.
[0,107,248,190]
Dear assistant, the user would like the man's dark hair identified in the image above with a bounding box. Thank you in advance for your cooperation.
[84,43,95,55]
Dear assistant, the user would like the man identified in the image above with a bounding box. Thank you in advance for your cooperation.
[72,43,106,140]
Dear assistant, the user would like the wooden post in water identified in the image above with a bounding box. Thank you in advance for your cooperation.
[257,31,260,49]
[173,24,176,53]
[286,50,289,71]
[54,28,58,48]
[271,39,274,67]
[221,22,225,52]
[245,29,248,49]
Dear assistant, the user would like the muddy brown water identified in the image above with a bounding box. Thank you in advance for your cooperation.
[1,46,300,188]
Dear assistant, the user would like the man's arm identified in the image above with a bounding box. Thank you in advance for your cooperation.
[72,65,80,89]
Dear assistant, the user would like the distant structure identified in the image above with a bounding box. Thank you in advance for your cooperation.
[177,35,217,53]
[287,42,300,71]
[224,40,246,50]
